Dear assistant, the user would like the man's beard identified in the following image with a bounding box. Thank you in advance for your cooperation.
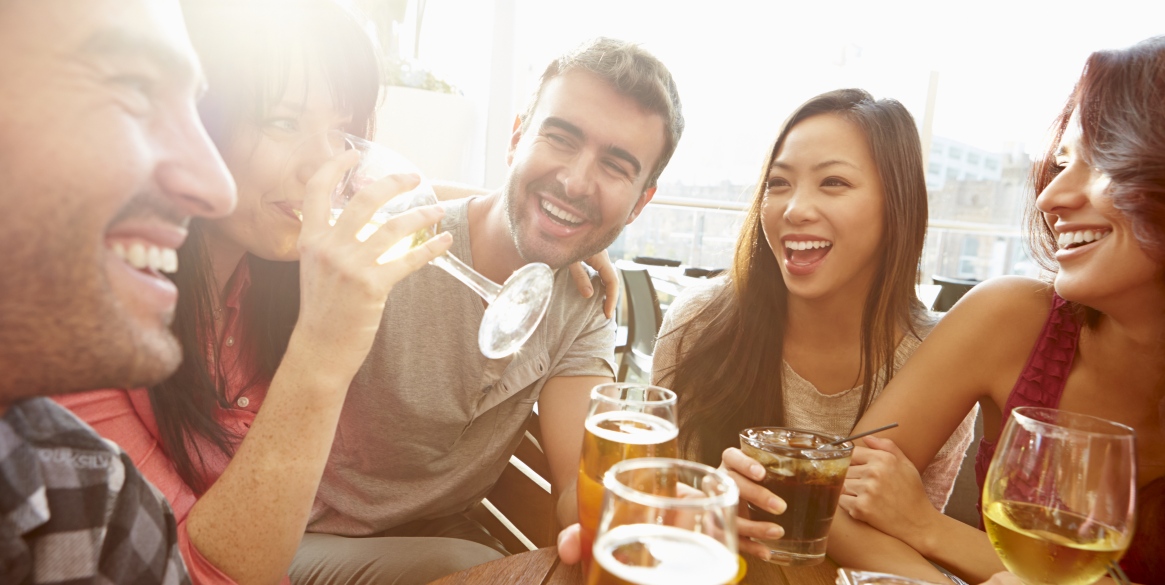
[502,176,628,269]
[0,246,182,400]
[0,191,185,400]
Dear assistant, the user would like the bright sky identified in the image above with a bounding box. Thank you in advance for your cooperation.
[415,0,1163,187]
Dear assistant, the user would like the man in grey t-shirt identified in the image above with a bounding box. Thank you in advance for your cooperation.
[293,37,685,583]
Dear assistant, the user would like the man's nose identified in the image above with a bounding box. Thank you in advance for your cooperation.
[557,153,598,198]
[155,102,236,218]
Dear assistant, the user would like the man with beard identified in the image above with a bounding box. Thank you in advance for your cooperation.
[291,37,684,583]
[0,0,236,582]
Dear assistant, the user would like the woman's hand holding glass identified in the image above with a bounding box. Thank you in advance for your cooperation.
[330,133,553,359]
[718,447,787,560]
[293,149,452,373]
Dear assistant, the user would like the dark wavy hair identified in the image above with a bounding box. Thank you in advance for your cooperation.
[1026,36,1165,269]
[151,0,380,492]
[659,89,929,465]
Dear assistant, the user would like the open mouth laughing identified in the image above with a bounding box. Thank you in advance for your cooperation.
[539,197,586,228]
[109,241,179,274]
[1056,228,1110,251]
[782,237,833,276]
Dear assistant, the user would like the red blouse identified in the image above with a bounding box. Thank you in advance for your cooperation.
[56,260,287,585]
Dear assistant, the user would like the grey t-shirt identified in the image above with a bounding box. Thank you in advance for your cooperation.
[308,197,616,536]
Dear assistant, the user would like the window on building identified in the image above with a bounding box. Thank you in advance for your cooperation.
[984,158,1000,170]
[948,147,963,160]
[966,152,981,165]
[946,167,960,180]
[929,162,942,175]
[957,237,981,279]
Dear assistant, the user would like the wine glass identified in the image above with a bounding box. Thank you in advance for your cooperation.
[291,131,554,359]
[982,406,1137,585]
[589,457,741,585]
[577,384,679,565]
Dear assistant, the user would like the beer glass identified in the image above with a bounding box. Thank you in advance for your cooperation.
[588,458,740,585]
[982,407,1136,585]
[739,427,853,566]
[578,383,678,564]
[288,131,553,359]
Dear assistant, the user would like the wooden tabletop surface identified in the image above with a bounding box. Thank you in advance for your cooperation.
[428,547,840,585]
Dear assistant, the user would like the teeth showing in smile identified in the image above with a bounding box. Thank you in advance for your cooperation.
[1056,229,1110,250]
[540,198,584,226]
[110,242,179,274]
[784,240,832,251]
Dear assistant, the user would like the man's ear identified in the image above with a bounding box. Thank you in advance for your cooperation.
[626,186,657,225]
[506,115,523,166]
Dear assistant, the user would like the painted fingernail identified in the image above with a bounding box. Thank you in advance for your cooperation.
[750,464,764,479]
[769,498,784,514]
[766,526,784,538]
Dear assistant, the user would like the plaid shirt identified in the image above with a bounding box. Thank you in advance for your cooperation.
[0,398,190,585]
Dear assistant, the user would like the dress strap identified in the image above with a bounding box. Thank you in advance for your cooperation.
[974,293,1083,522]
[999,293,1080,418]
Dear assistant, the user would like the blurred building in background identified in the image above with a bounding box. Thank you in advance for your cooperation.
[613,140,1042,287]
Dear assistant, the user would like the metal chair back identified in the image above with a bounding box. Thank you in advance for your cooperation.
[616,265,663,382]
[931,275,979,312]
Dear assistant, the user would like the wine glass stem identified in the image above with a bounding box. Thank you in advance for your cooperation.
[431,253,502,302]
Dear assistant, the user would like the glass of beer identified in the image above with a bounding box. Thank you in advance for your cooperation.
[588,458,740,585]
[284,130,554,359]
[982,407,1135,585]
[738,427,853,566]
[578,383,678,565]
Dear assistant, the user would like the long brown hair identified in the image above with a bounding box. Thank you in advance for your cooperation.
[660,89,929,465]
[150,0,380,492]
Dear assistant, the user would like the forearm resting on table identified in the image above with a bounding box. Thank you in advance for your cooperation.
[185,339,355,584]
[909,512,1007,584]
[827,509,949,582]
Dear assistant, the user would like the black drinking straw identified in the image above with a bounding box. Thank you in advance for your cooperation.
[828,422,899,446]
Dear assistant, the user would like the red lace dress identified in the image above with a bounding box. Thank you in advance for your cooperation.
[974,294,1163,583]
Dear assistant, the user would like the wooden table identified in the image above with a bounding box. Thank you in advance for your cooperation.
[429,547,839,585]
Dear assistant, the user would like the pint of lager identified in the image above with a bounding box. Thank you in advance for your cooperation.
[588,524,739,585]
[586,458,740,585]
[577,384,677,564]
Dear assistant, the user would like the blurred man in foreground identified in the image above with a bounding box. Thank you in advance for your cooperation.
[0,0,235,581]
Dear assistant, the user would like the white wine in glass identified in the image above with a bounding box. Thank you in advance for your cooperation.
[982,406,1136,585]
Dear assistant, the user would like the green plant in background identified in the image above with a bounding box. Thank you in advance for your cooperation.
[352,0,460,94]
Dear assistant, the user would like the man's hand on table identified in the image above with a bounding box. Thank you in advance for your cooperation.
[556,524,582,564]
